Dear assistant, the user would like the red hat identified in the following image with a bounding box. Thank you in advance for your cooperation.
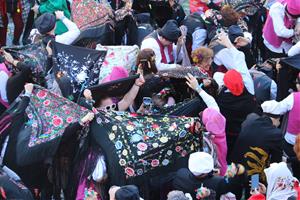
[248,194,266,200]
[223,69,244,96]
[287,0,300,16]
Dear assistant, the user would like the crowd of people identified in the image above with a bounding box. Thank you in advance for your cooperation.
[0,0,300,199]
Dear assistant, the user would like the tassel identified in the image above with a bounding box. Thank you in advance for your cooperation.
[17,0,21,13]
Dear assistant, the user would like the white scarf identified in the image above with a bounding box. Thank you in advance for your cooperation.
[265,162,297,200]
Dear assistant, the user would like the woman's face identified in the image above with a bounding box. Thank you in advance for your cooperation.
[200,57,213,71]
[98,97,113,109]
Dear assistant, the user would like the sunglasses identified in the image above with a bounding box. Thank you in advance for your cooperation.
[102,104,116,112]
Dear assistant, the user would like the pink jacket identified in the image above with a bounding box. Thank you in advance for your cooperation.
[202,108,227,176]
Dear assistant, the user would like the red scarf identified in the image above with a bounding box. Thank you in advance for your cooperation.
[155,38,174,64]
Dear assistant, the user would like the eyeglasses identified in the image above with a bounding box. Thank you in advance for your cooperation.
[100,104,117,112]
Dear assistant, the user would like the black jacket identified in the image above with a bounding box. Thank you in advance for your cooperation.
[171,168,244,199]
[230,113,283,179]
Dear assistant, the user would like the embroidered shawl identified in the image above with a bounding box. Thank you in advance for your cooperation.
[52,42,107,98]
[91,111,203,185]
[16,85,89,165]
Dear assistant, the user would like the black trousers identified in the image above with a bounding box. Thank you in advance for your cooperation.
[283,140,300,180]
[263,45,287,61]
[114,15,138,45]
[22,10,35,45]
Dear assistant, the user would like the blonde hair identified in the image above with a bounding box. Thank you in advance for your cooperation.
[191,47,214,65]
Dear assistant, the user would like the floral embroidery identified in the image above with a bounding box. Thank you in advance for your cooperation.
[97,112,202,179]
[25,85,89,147]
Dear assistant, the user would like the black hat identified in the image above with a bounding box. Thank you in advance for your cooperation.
[228,25,243,44]
[158,20,181,43]
[88,74,140,102]
[35,13,56,35]
[115,185,140,200]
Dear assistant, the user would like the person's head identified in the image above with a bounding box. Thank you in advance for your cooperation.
[167,191,189,200]
[109,185,141,200]
[223,69,245,96]
[203,78,219,98]
[188,152,214,178]
[95,96,114,110]
[35,13,56,35]
[136,49,157,76]
[296,73,300,92]
[285,0,300,19]
[220,5,240,27]
[191,47,214,71]
[261,101,282,127]
[228,25,249,48]
[158,20,181,46]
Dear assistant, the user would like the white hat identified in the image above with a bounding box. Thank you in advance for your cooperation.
[261,100,283,117]
[188,152,214,176]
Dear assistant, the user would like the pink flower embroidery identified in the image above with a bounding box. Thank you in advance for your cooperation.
[152,124,159,129]
[43,100,50,106]
[28,114,33,119]
[181,150,187,157]
[175,146,182,152]
[137,142,148,151]
[53,115,58,119]
[52,117,63,127]
[130,113,138,117]
[66,117,73,123]
[44,112,51,117]
[37,90,47,99]
[151,159,160,167]
[65,110,71,115]
[125,167,135,177]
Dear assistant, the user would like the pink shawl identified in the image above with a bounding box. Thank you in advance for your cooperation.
[202,108,227,176]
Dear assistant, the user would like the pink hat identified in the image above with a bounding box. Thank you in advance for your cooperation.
[287,0,300,16]
[101,66,129,83]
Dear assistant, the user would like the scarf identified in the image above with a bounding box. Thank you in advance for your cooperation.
[265,162,297,200]
[4,41,48,85]
[14,85,89,166]
[24,85,89,147]
[52,42,107,98]
[202,108,227,176]
[91,111,203,186]
[155,37,174,64]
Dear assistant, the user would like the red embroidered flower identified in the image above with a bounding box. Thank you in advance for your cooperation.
[65,110,71,115]
[81,107,88,111]
[151,159,160,167]
[62,105,68,110]
[66,117,73,123]
[175,146,182,152]
[37,90,47,99]
[43,100,50,106]
[53,115,58,119]
[52,117,63,127]
[130,113,138,117]
[137,142,148,151]
[152,124,159,129]
[44,112,51,117]
[125,167,135,177]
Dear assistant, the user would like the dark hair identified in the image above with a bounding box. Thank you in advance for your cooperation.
[203,78,219,98]
[136,49,158,75]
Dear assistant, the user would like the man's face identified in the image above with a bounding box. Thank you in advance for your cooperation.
[160,37,173,46]
[109,186,120,200]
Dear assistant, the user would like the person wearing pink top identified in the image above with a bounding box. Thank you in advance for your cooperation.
[263,0,300,59]
[261,73,300,179]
